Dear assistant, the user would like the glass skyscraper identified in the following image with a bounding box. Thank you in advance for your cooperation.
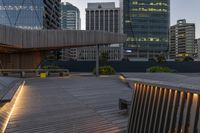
[61,2,81,30]
[121,0,170,59]
[0,0,61,29]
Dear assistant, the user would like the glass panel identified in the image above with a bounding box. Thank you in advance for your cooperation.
[0,0,43,29]
[0,0,11,25]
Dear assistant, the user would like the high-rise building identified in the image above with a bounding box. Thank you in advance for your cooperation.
[0,0,61,61]
[86,2,121,33]
[60,2,81,61]
[0,0,61,29]
[77,46,122,61]
[77,2,123,61]
[61,2,81,30]
[169,19,195,59]
[197,38,200,59]
[121,0,170,59]
[194,39,198,59]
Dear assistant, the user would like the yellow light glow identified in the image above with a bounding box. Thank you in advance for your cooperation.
[134,83,137,89]
[143,84,146,88]
[119,75,125,81]
[194,93,199,98]
[2,81,25,133]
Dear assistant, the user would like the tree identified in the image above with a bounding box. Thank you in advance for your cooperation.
[183,56,194,62]
[100,52,109,66]
[46,50,62,60]
[154,54,166,63]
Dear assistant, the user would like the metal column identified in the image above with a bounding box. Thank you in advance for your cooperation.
[96,44,100,76]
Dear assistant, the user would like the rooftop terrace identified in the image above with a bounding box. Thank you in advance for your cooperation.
[4,76,132,133]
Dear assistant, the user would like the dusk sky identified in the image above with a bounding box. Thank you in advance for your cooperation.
[63,0,200,38]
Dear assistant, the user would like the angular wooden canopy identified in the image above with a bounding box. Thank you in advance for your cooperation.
[0,24,127,52]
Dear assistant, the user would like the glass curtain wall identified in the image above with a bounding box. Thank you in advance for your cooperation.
[0,0,43,29]
[123,0,170,58]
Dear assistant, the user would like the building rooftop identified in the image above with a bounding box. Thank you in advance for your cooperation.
[5,76,131,133]
[87,2,117,9]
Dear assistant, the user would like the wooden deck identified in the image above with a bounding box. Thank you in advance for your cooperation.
[5,76,132,133]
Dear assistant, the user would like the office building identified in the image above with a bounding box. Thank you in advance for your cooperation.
[60,2,81,61]
[78,2,123,61]
[0,0,61,29]
[197,38,200,59]
[121,0,170,59]
[169,19,195,59]
[86,2,121,33]
[61,2,81,30]
[194,39,198,59]
[77,46,122,61]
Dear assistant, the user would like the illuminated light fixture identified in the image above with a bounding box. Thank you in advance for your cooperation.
[193,93,199,98]
[125,50,132,53]
[2,81,25,133]
[119,75,125,81]
[134,83,137,89]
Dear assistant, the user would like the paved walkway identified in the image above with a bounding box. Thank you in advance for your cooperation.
[5,76,131,133]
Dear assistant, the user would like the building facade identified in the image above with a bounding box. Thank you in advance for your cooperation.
[121,0,170,59]
[77,2,123,61]
[77,46,122,61]
[197,38,200,59]
[86,2,121,33]
[61,2,81,30]
[60,2,81,61]
[0,0,61,29]
[169,19,195,59]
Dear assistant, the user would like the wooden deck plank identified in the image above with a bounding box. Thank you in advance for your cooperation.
[5,76,131,133]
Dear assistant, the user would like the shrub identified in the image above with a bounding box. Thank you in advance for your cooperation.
[147,66,172,73]
[93,66,116,75]
[42,65,60,70]
[42,65,60,73]
[183,56,194,62]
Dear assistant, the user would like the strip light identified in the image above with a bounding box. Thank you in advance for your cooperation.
[2,81,25,133]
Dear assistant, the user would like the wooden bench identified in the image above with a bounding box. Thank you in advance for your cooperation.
[119,98,131,111]
[0,69,70,78]
[1,69,35,78]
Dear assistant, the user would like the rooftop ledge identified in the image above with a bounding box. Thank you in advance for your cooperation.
[124,73,200,94]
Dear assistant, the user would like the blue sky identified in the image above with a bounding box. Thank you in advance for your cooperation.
[63,0,200,38]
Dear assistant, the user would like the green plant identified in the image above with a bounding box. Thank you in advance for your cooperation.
[43,65,60,70]
[100,52,109,66]
[93,66,116,75]
[147,66,172,73]
[153,54,166,63]
[183,56,194,62]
